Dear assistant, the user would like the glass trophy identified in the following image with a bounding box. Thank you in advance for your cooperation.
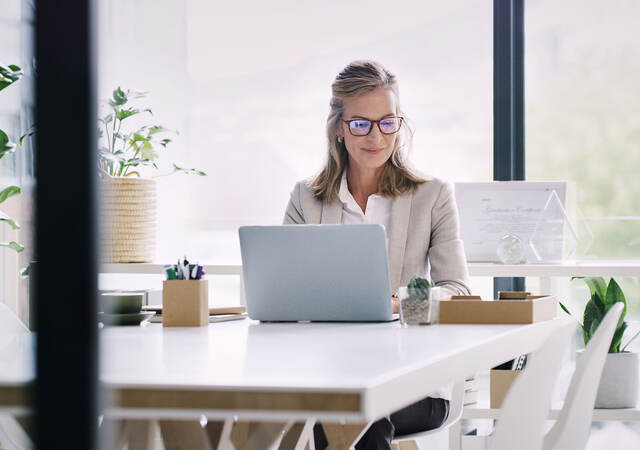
[529,190,579,263]
[497,234,526,264]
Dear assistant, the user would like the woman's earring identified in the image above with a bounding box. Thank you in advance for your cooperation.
[337,136,343,143]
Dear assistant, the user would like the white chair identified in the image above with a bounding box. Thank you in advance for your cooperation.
[0,303,29,337]
[543,302,624,450]
[0,302,33,450]
[489,321,575,450]
[391,379,465,449]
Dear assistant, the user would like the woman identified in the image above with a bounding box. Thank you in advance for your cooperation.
[283,60,471,449]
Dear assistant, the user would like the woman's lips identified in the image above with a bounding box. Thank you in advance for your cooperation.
[362,147,383,155]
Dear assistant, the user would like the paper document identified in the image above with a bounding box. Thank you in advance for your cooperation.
[454,181,568,262]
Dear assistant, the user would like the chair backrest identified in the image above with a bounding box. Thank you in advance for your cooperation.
[443,379,465,428]
[0,416,33,450]
[392,379,466,443]
[489,320,575,450]
[0,303,29,337]
[543,302,624,450]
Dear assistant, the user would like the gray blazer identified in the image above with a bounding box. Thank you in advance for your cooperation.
[283,178,471,296]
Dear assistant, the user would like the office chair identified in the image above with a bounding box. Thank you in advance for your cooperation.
[0,303,33,450]
[391,379,465,449]
[489,320,575,450]
[543,302,624,450]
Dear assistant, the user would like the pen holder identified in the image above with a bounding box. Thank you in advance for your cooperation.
[162,280,208,327]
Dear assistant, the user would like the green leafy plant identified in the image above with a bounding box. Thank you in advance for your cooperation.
[560,277,640,353]
[98,87,206,178]
[0,63,24,253]
[407,276,432,301]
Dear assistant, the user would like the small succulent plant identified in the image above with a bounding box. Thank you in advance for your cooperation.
[408,277,432,301]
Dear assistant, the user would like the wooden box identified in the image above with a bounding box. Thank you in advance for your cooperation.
[490,369,521,408]
[438,293,557,324]
[162,280,208,327]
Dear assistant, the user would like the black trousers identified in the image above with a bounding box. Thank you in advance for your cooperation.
[314,397,449,450]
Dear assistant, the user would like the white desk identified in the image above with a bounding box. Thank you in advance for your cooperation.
[1,318,570,424]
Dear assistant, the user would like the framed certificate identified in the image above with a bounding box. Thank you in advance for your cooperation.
[454,181,569,263]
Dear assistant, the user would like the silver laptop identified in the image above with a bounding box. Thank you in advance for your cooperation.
[238,224,394,322]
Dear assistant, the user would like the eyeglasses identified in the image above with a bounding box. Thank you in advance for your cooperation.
[342,116,404,136]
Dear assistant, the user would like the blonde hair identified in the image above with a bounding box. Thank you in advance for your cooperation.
[309,60,427,202]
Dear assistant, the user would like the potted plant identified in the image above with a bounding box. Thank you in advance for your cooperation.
[0,63,24,254]
[98,87,205,263]
[561,277,640,408]
[398,277,433,324]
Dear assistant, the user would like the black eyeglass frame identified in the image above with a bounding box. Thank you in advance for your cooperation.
[341,116,404,136]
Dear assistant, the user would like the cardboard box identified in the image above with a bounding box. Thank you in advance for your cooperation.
[490,369,521,408]
[438,294,557,324]
[162,280,209,327]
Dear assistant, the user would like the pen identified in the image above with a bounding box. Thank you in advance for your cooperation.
[183,258,190,280]
[190,264,198,280]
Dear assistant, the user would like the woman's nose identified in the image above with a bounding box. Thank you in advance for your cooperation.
[366,124,385,143]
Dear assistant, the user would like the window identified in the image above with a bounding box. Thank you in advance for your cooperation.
[98,0,492,264]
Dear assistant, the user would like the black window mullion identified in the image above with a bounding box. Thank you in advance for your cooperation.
[35,1,99,448]
[493,0,525,296]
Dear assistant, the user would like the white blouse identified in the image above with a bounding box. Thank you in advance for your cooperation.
[338,171,392,238]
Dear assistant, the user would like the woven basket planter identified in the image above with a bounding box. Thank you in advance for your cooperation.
[100,177,156,263]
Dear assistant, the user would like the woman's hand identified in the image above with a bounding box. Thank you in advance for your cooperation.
[392,293,399,314]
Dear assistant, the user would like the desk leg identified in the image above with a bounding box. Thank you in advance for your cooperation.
[159,419,213,450]
[321,422,371,450]
[231,421,292,450]
[278,419,315,450]
[206,419,234,450]
[448,420,461,450]
[114,419,157,450]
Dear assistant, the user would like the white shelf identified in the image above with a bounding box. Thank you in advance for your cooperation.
[462,403,640,422]
[100,263,242,275]
[468,260,640,278]
[101,261,640,278]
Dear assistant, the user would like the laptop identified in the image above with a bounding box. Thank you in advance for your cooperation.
[238,224,395,322]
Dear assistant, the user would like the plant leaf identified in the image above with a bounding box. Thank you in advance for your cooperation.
[559,301,573,316]
[0,186,21,204]
[0,64,23,92]
[609,321,627,353]
[122,158,152,167]
[131,132,150,143]
[98,149,124,164]
[148,125,167,135]
[115,107,140,121]
[589,316,601,341]
[172,163,207,176]
[0,211,20,230]
[129,90,148,99]
[19,125,36,146]
[583,277,607,310]
[99,113,113,125]
[140,142,157,161]
[0,241,24,252]
[605,279,627,326]
[583,295,604,345]
[0,129,17,159]
[109,86,128,107]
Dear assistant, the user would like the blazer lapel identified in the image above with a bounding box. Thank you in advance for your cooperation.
[320,200,342,224]
[388,192,413,292]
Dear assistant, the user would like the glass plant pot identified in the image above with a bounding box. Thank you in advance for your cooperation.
[398,286,447,325]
